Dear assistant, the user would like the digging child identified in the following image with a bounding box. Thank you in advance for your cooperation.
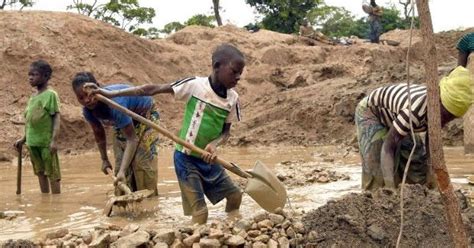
[71,72,159,196]
[355,66,473,190]
[86,43,244,224]
[14,60,61,194]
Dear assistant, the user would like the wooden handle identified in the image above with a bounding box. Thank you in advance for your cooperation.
[16,148,22,195]
[95,94,252,179]
[106,167,132,194]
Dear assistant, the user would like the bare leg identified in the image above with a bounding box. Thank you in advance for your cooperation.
[38,173,50,193]
[225,191,242,213]
[191,207,208,225]
[50,179,61,194]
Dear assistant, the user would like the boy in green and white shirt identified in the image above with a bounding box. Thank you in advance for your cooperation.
[89,44,245,224]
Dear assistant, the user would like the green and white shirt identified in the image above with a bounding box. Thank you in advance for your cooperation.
[172,77,241,157]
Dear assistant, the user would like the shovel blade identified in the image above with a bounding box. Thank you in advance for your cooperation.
[244,161,287,213]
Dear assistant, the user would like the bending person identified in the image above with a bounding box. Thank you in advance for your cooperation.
[355,66,473,190]
[72,72,159,196]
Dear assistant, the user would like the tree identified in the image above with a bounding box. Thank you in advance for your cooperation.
[0,0,33,10]
[212,0,222,26]
[184,14,215,28]
[307,5,367,38]
[246,0,322,34]
[161,21,185,34]
[68,0,155,33]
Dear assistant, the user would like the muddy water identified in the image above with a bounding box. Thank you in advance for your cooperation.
[0,146,472,241]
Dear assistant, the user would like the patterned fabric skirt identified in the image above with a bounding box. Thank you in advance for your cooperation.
[113,108,160,195]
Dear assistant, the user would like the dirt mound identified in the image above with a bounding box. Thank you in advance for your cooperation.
[302,185,473,247]
[0,11,469,158]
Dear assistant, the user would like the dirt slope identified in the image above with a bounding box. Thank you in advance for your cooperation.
[0,11,470,157]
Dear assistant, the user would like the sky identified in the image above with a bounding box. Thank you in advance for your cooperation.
[14,0,474,33]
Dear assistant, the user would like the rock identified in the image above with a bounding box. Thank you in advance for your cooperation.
[268,239,278,248]
[323,158,334,162]
[281,220,291,230]
[286,227,296,238]
[253,212,268,223]
[307,231,319,242]
[183,234,200,247]
[233,219,252,233]
[192,243,201,248]
[247,230,261,238]
[46,228,69,239]
[197,226,210,236]
[317,176,330,183]
[179,227,194,235]
[89,233,110,248]
[112,230,150,248]
[199,238,220,248]
[154,242,169,248]
[251,241,266,248]
[268,214,285,225]
[153,229,176,245]
[208,228,224,239]
[119,223,140,237]
[257,220,274,229]
[293,222,305,234]
[367,224,385,241]
[254,234,270,243]
[81,231,93,245]
[170,239,184,248]
[225,235,245,246]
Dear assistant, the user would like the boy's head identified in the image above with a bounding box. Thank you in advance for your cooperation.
[72,72,100,109]
[29,60,52,87]
[211,44,245,90]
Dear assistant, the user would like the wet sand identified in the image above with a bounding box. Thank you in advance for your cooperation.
[0,146,472,241]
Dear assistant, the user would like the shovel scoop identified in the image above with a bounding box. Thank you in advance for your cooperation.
[93,94,288,213]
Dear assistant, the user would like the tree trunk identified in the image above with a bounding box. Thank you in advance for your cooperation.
[212,0,223,26]
[415,0,469,247]
[0,0,7,10]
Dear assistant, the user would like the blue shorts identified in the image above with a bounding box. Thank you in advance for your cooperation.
[173,150,241,216]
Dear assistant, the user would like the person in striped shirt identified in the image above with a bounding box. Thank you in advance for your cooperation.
[355,66,473,190]
[87,43,245,224]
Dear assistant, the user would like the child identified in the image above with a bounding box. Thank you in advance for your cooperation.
[88,44,244,224]
[14,60,61,194]
[71,72,159,196]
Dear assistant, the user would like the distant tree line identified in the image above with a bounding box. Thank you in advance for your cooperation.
[1,0,419,39]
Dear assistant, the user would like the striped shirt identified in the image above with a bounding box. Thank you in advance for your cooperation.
[367,83,427,136]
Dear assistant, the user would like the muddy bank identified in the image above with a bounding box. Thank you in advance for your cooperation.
[302,185,473,247]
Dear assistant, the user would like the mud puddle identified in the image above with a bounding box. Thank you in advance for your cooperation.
[0,146,472,241]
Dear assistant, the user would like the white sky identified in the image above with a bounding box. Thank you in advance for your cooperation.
[19,0,474,32]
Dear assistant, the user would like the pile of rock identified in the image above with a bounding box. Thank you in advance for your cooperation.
[27,208,308,247]
[276,160,350,187]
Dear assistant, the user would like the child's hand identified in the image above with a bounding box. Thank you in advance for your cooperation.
[49,141,58,153]
[115,171,126,185]
[202,143,217,164]
[13,138,25,152]
[83,83,115,98]
[101,160,113,175]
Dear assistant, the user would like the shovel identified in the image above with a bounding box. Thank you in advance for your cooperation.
[94,94,287,213]
[103,167,154,216]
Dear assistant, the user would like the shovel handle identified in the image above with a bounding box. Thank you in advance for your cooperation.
[16,148,22,195]
[95,94,252,179]
[106,167,132,194]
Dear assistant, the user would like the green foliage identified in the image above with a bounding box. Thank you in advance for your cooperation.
[0,0,34,10]
[68,0,155,33]
[132,27,160,39]
[184,14,215,28]
[306,3,418,39]
[246,0,322,34]
[161,21,185,34]
[380,5,419,31]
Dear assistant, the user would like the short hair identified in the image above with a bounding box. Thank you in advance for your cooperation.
[30,60,53,80]
[72,71,98,90]
[211,44,244,69]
